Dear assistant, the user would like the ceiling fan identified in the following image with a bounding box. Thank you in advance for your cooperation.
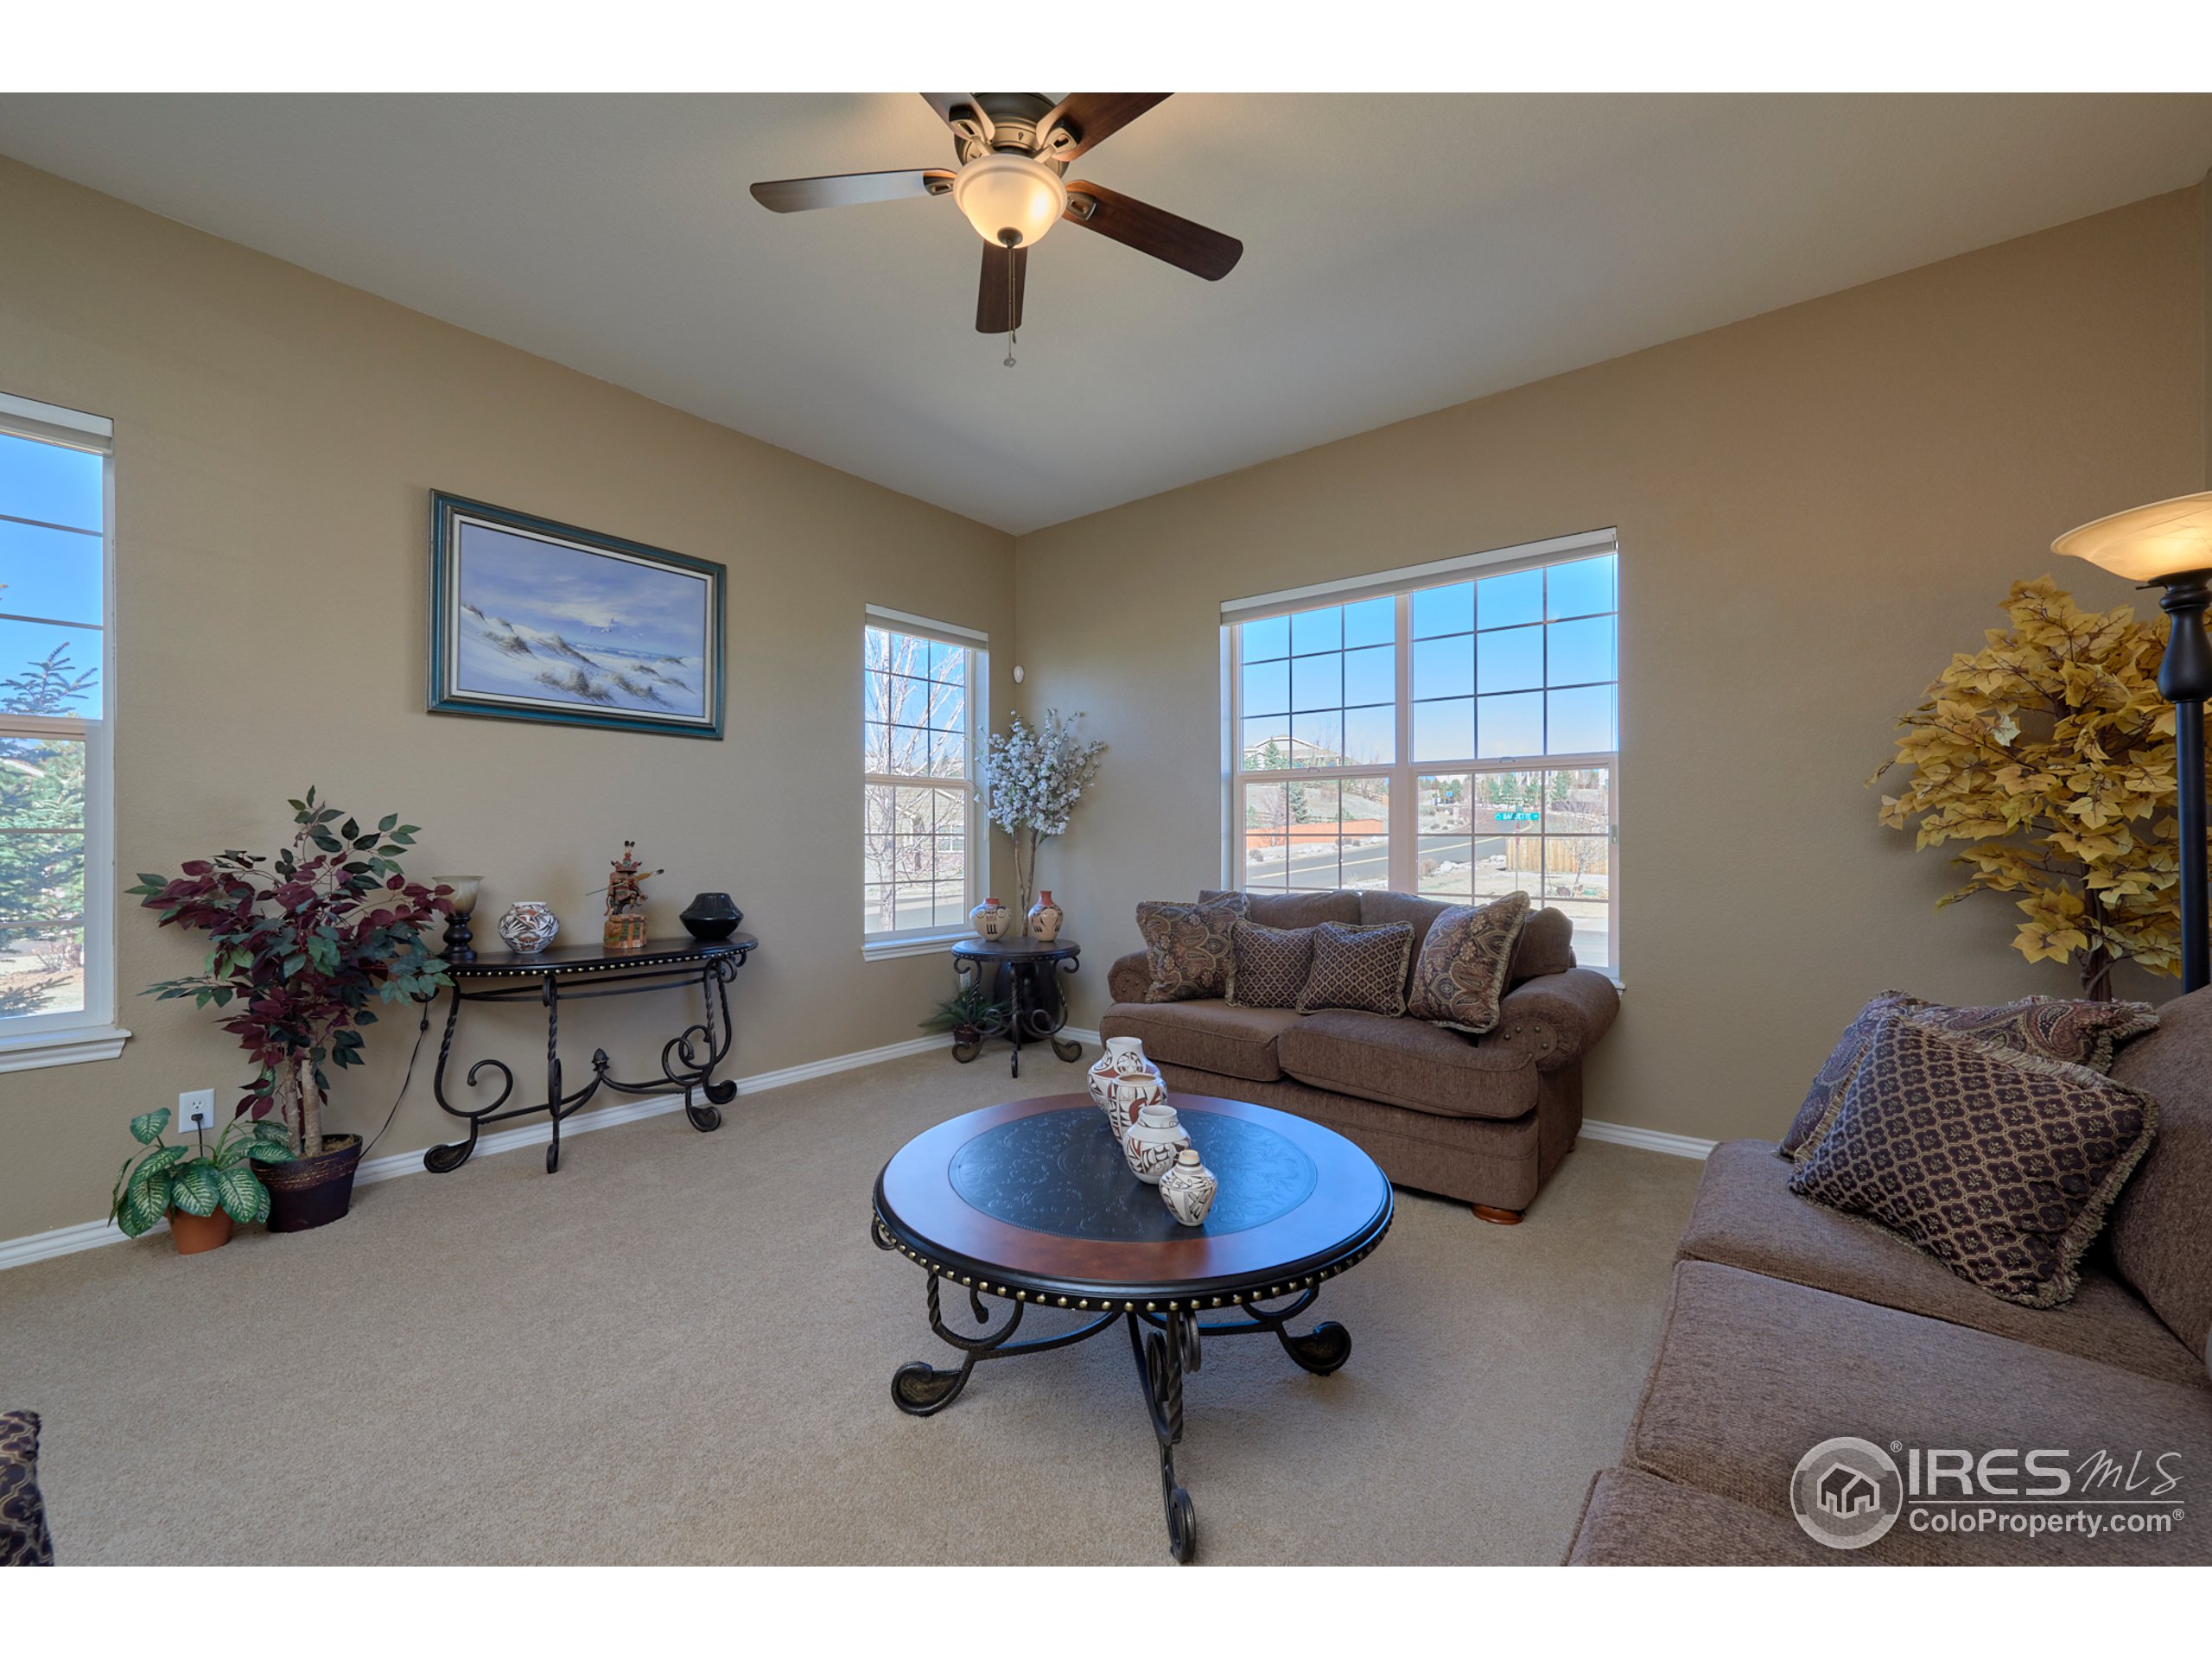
[750,93,1243,338]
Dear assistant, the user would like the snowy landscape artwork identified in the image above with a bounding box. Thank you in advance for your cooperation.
[430,495,723,738]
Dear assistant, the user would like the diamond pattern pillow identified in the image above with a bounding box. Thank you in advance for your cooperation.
[1780,990,2158,1161]
[1227,918,1316,1009]
[1136,893,1248,1002]
[1297,920,1415,1017]
[0,1410,52,1567]
[1789,1012,2160,1308]
[1406,892,1532,1035]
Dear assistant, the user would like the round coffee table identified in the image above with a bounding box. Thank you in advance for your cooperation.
[871,1091,1393,1563]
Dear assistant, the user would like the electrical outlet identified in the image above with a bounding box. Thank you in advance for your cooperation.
[176,1088,218,1135]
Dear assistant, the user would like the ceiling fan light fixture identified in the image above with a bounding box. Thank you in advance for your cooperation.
[951,151,1066,249]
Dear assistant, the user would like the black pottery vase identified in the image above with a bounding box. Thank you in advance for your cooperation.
[680,892,743,941]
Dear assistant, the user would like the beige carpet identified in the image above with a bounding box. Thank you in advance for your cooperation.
[1,1047,1702,1565]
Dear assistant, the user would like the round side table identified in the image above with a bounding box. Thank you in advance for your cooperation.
[947,935,1081,1077]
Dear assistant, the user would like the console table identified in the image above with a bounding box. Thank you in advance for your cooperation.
[423,935,756,1175]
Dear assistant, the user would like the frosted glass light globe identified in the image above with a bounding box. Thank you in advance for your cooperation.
[952,152,1068,249]
[2052,491,2212,583]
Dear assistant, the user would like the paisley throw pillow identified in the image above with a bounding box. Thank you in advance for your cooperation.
[1137,893,1248,1002]
[1405,892,1532,1035]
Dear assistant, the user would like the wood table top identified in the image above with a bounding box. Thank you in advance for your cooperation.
[873,1092,1392,1306]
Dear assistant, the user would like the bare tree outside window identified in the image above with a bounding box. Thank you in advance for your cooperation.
[862,622,978,938]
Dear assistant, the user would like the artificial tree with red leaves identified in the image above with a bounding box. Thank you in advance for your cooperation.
[128,790,452,1159]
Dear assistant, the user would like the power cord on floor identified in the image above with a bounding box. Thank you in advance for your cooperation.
[359,1000,434,1161]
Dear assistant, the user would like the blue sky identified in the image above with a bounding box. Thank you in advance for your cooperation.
[458,522,709,660]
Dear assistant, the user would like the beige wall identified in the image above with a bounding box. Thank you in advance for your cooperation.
[0,157,1014,1239]
[1013,187,2209,1147]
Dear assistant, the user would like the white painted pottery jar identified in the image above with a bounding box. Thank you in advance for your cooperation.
[1122,1100,1191,1185]
[1105,1068,1167,1141]
[1159,1148,1219,1227]
[969,897,1008,940]
[498,900,560,955]
[1089,1035,1159,1111]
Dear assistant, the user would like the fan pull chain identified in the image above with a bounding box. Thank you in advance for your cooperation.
[1003,329,1018,369]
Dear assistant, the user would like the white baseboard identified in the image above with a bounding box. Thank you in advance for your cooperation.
[2,1032,957,1273]
[1580,1119,1716,1160]
[1063,1027,1101,1047]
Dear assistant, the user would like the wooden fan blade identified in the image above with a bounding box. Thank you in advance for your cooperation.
[750,170,954,213]
[1062,181,1243,280]
[976,243,1027,334]
[1038,93,1171,162]
[920,94,994,142]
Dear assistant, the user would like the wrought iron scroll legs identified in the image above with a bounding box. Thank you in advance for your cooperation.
[1129,1309,1198,1564]
[949,955,1083,1077]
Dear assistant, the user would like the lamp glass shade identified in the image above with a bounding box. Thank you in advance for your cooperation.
[951,152,1067,249]
[2051,491,2212,583]
[434,875,482,916]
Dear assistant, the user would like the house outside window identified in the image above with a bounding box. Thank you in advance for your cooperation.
[1224,530,1620,975]
[0,391,123,1071]
[862,607,987,957]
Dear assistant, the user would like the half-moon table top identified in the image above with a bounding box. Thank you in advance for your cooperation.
[873,1092,1392,1306]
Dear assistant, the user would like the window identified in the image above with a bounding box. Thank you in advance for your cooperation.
[0,391,121,1068]
[1226,532,1619,974]
[862,608,985,954]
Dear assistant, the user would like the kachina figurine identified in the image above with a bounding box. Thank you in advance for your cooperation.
[602,840,663,950]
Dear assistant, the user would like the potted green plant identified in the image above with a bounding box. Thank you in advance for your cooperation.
[920,982,1004,1050]
[126,789,452,1231]
[109,1107,295,1255]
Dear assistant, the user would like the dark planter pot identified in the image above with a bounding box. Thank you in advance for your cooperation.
[679,892,743,941]
[261,1133,363,1233]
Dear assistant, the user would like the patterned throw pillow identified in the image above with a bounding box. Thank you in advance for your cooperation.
[1789,1013,2160,1308]
[1227,918,1316,1009]
[1136,893,1248,1003]
[1297,920,1415,1017]
[1780,990,2159,1161]
[1405,892,1532,1035]
[0,1410,53,1567]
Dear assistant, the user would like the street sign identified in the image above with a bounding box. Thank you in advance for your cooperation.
[1494,809,1539,822]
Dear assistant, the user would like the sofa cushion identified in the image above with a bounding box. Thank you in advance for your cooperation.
[1135,893,1246,1002]
[1406,891,1531,1035]
[1278,1008,1537,1119]
[1782,989,2158,1160]
[1225,918,1314,1009]
[1098,1001,1304,1084]
[2107,985,2212,1358]
[1788,1014,2160,1308]
[0,1410,52,1567]
[1567,1467,1838,1567]
[1681,1140,2205,1389]
[1200,888,1362,928]
[1625,1262,2212,1564]
[1297,921,1414,1016]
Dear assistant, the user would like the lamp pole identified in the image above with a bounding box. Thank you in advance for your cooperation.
[2157,572,2212,993]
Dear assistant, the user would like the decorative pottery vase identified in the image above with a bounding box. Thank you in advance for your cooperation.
[1105,1066,1167,1142]
[1027,890,1064,943]
[498,900,559,955]
[1159,1148,1219,1228]
[679,892,743,941]
[969,896,1008,940]
[1122,1100,1191,1185]
[1088,1035,1159,1111]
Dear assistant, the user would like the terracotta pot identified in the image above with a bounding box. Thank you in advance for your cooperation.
[167,1206,234,1255]
[261,1133,363,1233]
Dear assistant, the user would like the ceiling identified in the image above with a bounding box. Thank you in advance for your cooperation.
[2,93,2209,534]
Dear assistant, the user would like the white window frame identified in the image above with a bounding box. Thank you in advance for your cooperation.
[1220,528,1622,982]
[0,391,127,1072]
[861,604,990,961]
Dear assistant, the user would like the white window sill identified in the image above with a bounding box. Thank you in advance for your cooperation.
[0,1024,132,1075]
[861,932,970,962]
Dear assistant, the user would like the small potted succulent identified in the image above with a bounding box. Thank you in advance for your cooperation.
[109,1107,294,1255]
[127,789,452,1232]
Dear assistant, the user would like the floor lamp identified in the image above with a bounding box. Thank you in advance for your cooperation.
[2055,491,2212,994]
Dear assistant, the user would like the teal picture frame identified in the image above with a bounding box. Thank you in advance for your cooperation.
[428,492,726,741]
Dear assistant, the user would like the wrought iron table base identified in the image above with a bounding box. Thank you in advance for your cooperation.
[424,951,746,1175]
[950,954,1081,1077]
[873,1220,1351,1564]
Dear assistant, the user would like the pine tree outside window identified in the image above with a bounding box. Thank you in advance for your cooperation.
[0,391,122,1070]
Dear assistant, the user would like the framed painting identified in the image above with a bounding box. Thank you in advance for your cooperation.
[429,493,725,740]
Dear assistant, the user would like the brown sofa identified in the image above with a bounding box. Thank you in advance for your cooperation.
[1567,986,2212,1565]
[1098,889,1620,1221]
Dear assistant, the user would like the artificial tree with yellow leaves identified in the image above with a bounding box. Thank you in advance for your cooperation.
[1872,576,2189,1001]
